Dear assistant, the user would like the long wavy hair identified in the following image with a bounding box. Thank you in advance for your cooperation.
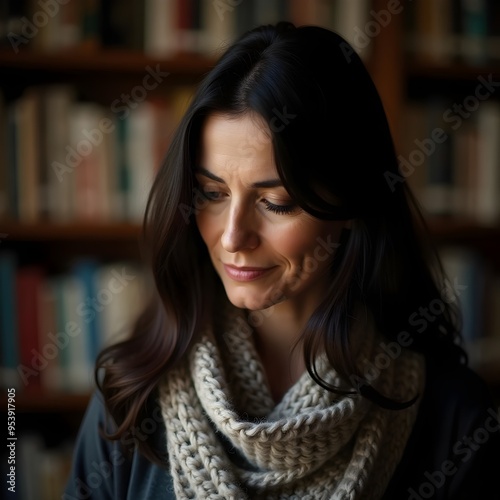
[95,22,466,464]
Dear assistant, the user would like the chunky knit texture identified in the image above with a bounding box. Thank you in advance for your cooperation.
[159,302,425,499]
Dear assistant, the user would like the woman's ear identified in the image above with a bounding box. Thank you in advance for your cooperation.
[344,219,353,230]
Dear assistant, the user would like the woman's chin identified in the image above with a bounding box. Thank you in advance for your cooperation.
[224,290,280,313]
[225,296,264,311]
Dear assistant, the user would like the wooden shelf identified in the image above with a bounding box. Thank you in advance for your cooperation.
[406,61,500,81]
[2,218,500,244]
[0,48,217,77]
[426,217,500,244]
[2,391,91,413]
[0,221,145,262]
[0,220,142,242]
[0,49,216,100]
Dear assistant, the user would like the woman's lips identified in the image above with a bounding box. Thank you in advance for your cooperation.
[223,264,275,282]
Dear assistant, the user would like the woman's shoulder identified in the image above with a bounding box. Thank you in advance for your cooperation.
[385,358,500,499]
[63,391,173,499]
[418,358,499,462]
[423,358,495,410]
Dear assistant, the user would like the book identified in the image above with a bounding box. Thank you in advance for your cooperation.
[486,0,500,61]
[253,0,287,27]
[16,88,42,221]
[0,252,19,388]
[0,0,30,51]
[71,258,100,367]
[440,246,485,346]
[413,0,454,64]
[58,273,94,392]
[37,277,63,391]
[0,90,7,218]
[475,100,500,225]
[233,0,255,38]
[331,0,371,60]
[452,123,478,219]
[6,100,20,220]
[97,262,148,350]
[17,432,45,500]
[176,0,200,53]
[80,0,100,51]
[124,102,156,221]
[421,99,455,216]
[460,0,488,65]
[143,0,178,57]
[484,271,500,340]
[16,265,45,391]
[398,101,429,205]
[150,97,176,173]
[102,111,121,221]
[29,0,68,53]
[201,0,237,56]
[44,85,77,222]
[57,0,83,49]
[100,0,145,50]
[114,115,130,219]
[68,102,112,221]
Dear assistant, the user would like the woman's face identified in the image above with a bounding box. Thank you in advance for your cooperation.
[195,112,347,312]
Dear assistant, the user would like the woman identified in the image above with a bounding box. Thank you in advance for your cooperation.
[64,22,499,499]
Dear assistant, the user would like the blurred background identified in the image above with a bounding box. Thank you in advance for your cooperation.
[0,0,499,497]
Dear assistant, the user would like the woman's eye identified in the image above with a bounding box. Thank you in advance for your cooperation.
[201,190,224,201]
[262,199,297,215]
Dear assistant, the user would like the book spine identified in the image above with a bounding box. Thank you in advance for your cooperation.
[144,0,177,57]
[16,266,44,391]
[460,0,488,65]
[475,101,500,224]
[124,103,156,222]
[0,252,19,388]
[37,278,63,391]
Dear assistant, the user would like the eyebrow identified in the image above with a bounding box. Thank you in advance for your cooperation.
[195,167,283,188]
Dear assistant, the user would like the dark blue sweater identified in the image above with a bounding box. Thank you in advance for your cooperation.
[63,362,500,499]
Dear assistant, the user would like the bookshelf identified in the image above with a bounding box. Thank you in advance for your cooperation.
[1,0,499,495]
[400,0,500,399]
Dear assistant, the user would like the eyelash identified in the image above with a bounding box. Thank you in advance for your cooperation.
[200,190,297,215]
[262,199,297,215]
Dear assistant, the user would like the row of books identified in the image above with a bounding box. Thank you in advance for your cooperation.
[0,0,372,59]
[405,0,500,65]
[0,252,150,392]
[400,98,500,225]
[0,84,193,223]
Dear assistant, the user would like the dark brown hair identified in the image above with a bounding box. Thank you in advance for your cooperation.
[95,22,466,464]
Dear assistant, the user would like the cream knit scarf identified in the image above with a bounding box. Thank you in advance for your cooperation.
[159,303,425,499]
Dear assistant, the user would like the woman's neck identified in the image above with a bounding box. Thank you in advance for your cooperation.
[250,304,308,403]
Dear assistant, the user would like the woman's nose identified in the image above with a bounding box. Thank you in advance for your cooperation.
[220,202,260,253]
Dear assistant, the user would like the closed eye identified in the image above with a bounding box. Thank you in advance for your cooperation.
[262,199,297,215]
[201,190,225,201]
